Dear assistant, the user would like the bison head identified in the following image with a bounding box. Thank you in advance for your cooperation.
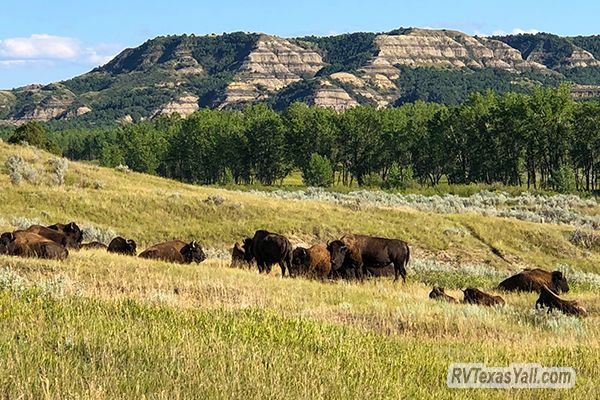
[327,240,348,272]
[242,238,253,262]
[125,239,137,256]
[0,232,15,254]
[551,270,569,293]
[182,241,206,263]
[291,247,309,276]
[429,286,445,299]
[65,222,83,244]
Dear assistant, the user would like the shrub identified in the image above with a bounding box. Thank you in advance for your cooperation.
[11,216,42,230]
[115,164,131,173]
[48,157,68,186]
[361,172,382,188]
[303,154,333,187]
[81,224,117,244]
[5,154,24,185]
[383,164,414,189]
[549,164,576,194]
[204,195,225,206]
[93,180,106,190]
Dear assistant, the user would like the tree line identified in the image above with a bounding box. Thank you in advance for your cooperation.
[8,84,600,192]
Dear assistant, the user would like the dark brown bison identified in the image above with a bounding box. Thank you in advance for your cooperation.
[107,236,137,256]
[536,285,587,317]
[498,268,569,294]
[47,222,84,245]
[1,231,68,260]
[462,288,505,307]
[23,225,79,249]
[139,240,206,264]
[243,230,292,276]
[291,244,331,279]
[429,287,458,303]
[327,234,410,282]
[80,241,108,250]
[230,242,253,268]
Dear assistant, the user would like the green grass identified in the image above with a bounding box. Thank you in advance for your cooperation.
[1,141,600,398]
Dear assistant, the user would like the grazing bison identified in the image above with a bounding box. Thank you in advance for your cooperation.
[47,222,84,245]
[462,288,505,307]
[291,244,331,279]
[429,287,458,303]
[107,236,137,256]
[536,285,587,317]
[1,231,68,260]
[139,240,206,264]
[230,242,253,268]
[498,268,569,294]
[243,230,293,276]
[80,241,108,250]
[327,234,410,282]
[23,225,79,249]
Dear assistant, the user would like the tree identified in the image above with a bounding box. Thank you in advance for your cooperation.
[9,121,61,154]
[303,153,333,187]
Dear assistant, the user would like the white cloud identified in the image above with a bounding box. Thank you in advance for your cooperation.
[0,34,120,68]
[489,28,541,37]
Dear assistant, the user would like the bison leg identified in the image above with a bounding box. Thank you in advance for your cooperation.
[393,262,407,283]
[279,261,286,277]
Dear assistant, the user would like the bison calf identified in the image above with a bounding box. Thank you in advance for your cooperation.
[498,268,569,294]
[230,242,253,268]
[291,244,331,279]
[536,285,587,317]
[462,288,505,307]
[429,287,458,303]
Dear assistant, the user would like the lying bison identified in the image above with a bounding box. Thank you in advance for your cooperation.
[291,244,330,279]
[498,268,569,294]
[230,242,253,268]
[327,234,410,282]
[243,230,292,276]
[108,236,137,256]
[47,222,83,245]
[429,287,458,303]
[1,231,68,260]
[80,241,108,250]
[139,240,206,264]
[462,288,505,307]
[536,285,587,317]
[23,225,79,249]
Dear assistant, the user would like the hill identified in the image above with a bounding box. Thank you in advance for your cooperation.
[1,143,600,398]
[2,28,600,126]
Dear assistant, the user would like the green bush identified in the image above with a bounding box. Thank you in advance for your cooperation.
[303,153,333,187]
[549,164,577,193]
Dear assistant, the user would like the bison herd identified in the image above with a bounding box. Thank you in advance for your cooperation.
[0,222,206,264]
[0,223,588,317]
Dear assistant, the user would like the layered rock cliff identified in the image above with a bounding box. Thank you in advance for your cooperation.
[2,28,600,126]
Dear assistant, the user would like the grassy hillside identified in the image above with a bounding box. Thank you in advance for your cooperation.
[1,141,600,398]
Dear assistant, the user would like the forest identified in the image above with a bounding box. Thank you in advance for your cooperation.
[4,84,600,193]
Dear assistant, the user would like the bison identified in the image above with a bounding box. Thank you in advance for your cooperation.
[80,241,108,250]
[462,288,505,307]
[230,242,253,268]
[139,240,206,264]
[1,231,68,260]
[107,236,137,256]
[243,230,292,276]
[536,285,587,317]
[23,225,79,249]
[429,287,458,303]
[291,244,331,279]
[327,234,410,282]
[47,222,84,245]
[498,268,569,294]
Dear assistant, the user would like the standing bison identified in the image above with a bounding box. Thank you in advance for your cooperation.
[108,236,137,256]
[498,268,569,294]
[230,242,253,268]
[1,231,68,260]
[139,240,206,264]
[291,244,330,279]
[327,234,410,282]
[243,230,292,276]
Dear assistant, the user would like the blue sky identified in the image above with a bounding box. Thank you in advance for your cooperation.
[1,0,599,89]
